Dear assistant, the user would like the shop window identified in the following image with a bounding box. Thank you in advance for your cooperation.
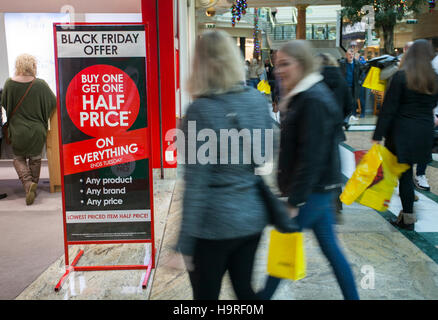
[4,13,70,92]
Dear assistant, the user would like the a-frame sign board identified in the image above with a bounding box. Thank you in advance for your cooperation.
[53,23,155,291]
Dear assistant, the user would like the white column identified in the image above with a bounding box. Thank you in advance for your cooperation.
[179,0,196,118]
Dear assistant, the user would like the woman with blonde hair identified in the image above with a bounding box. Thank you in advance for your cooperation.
[318,53,354,126]
[1,54,56,205]
[175,30,273,300]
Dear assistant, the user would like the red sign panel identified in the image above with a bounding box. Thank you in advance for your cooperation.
[54,24,153,243]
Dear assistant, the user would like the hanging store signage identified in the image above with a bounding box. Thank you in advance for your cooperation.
[54,24,153,243]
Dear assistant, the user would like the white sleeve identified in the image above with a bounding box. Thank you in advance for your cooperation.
[433,55,438,74]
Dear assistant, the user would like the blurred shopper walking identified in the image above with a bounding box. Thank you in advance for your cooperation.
[258,40,359,300]
[248,58,262,88]
[1,54,56,205]
[372,39,438,230]
[174,30,273,300]
[318,53,354,223]
[318,53,354,130]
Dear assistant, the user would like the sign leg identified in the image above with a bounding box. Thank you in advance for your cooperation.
[54,250,84,292]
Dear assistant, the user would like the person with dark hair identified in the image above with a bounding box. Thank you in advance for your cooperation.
[265,53,279,115]
[271,7,278,21]
[373,39,438,230]
[339,48,364,120]
[317,53,354,223]
[318,53,354,130]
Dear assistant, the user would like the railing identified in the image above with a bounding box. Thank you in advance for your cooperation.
[270,24,297,40]
[242,8,337,50]
[264,8,296,41]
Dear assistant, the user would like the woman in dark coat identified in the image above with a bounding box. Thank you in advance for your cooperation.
[258,40,359,300]
[319,53,354,130]
[372,39,438,230]
[318,53,354,221]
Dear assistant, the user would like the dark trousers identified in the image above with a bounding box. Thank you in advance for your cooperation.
[416,162,428,176]
[384,138,415,213]
[348,87,359,117]
[269,80,277,103]
[248,78,259,89]
[359,86,366,117]
[399,166,415,213]
[259,192,359,300]
[189,233,262,300]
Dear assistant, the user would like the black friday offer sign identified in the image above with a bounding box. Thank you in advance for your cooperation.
[54,24,152,242]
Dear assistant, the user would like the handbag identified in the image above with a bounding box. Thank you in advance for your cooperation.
[267,230,306,280]
[2,79,35,145]
[367,55,399,69]
[1,123,10,145]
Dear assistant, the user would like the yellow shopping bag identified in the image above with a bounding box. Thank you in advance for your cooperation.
[362,66,387,92]
[257,80,271,95]
[340,144,410,211]
[267,230,306,281]
[340,144,383,205]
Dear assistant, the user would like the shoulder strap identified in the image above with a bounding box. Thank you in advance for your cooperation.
[8,79,35,121]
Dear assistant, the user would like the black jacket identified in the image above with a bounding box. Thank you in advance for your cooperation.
[321,66,354,130]
[373,70,438,164]
[339,58,363,100]
[278,81,343,207]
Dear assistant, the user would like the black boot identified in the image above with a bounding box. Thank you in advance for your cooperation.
[0,193,7,200]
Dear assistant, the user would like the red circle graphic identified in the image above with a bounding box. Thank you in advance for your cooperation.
[66,64,140,137]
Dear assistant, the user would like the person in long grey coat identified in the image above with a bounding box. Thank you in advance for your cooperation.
[173,30,273,300]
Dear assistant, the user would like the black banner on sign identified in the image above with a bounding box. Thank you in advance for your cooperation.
[55,24,151,242]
